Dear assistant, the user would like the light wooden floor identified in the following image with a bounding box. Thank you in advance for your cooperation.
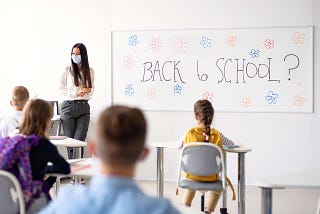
[54,180,320,214]
[136,181,320,214]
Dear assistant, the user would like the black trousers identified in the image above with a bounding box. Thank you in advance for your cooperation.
[60,100,90,159]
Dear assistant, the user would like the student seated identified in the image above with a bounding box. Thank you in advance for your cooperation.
[181,100,236,214]
[0,99,70,213]
[0,86,29,138]
[40,105,180,214]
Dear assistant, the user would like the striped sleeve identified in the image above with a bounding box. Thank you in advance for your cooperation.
[220,133,236,147]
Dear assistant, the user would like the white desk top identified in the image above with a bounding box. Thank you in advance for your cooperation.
[51,115,61,121]
[151,141,182,149]
[69,158,93,177]
[51,137,87,147]
[223,146,252,153]
[49,158,94,177]
[255,169,320,189]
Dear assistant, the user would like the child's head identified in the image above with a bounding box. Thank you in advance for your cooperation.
[96,105,147,169]
[194,99,214,141]
[10,86,29,111]
[19,99,53,138]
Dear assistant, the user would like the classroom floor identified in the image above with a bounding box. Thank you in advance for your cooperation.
[53,180,320,214]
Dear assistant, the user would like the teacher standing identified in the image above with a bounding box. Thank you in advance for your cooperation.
[59,43,94,159]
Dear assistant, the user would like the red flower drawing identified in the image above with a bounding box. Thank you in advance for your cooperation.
[264,38,275,49]
[202,91,214,101]
[241,97,252,108]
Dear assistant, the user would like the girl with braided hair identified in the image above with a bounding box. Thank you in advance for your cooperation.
[181,99,236,214]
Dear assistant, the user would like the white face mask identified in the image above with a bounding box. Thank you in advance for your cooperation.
[71,55,82,64]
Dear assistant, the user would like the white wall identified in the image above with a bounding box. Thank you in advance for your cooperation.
[0,0,112,118]
[0,0,319,185]
[112,0,320,184]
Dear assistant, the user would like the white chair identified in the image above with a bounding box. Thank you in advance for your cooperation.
[177,142,227,213]
[0,170,25,214]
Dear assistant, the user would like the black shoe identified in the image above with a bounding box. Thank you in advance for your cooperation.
[220,208,228,214]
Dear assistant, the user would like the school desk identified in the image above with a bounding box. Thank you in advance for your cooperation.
[50,138,88,194]
[49,158,93,195]
[151,142,251,214]
[255,170,320,214]
[50,137,87,159]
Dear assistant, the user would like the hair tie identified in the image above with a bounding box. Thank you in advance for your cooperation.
[203,132,209,141]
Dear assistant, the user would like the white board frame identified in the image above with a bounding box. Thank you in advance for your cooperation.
[111,26,314,113]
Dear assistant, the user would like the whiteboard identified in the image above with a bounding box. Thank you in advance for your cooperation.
[111,26,313,112]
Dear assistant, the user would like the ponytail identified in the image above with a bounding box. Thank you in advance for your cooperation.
[203,118,211,142]
[194,100,214,143]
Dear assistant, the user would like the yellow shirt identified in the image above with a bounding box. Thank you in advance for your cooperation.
[183,127,222,182]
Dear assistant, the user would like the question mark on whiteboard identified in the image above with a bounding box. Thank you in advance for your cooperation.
[284,54,300,81]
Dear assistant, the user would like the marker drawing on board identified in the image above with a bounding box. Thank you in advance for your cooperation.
[200,36,211,48]
[293,94,305,107]
[227,36,236,47]
[292,32,305,44]
[141,60,186,84]
[249,49,260,58]
[173,84,182,94]
[265,91,278,104]
[176,39,188,53]
[146,87,157,99]
[123,54,134,69]
[202,91,214,101]
[124,84,135,96]
[128,34,139,46]
[196,60,208,81]
[284,54,300,81]
[263,38,275,49]
[149,36,163,52]
[241,97,252,108]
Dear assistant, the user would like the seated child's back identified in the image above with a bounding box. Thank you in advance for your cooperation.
[40,105,180,214]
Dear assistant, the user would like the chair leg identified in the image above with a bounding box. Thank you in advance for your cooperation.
[201,194,205,212]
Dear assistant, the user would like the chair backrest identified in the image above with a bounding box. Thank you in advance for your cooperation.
[180,142,223,176]
[0,170,25,214]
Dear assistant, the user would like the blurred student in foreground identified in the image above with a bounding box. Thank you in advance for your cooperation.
[40,105,180,214]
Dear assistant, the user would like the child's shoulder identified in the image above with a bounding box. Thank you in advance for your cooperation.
[186,127,220,134]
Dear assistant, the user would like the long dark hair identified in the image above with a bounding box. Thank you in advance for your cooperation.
[194,100,214,142]
[70,43,92,88]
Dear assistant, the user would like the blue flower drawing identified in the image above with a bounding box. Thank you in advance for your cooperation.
[174,84,182,94]
[200,36,211,48]
[128,34,139,46]
[265,91,278,104]
[125,84,135,96]
[249,49,260,58]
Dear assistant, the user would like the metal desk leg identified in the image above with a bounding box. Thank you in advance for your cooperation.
[56,120,61,136]
[74,147,82,184]
[261,188,272,214]
[156,147,164,197]
[222,152,227,208]
[54,176,61,198]
[238,153,246,214]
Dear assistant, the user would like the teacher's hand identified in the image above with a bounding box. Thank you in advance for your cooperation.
[77,88,91,96]
[77,91,86,97]
[82,88,91,93]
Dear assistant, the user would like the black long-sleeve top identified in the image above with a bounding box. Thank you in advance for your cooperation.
[29,138,70,181]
